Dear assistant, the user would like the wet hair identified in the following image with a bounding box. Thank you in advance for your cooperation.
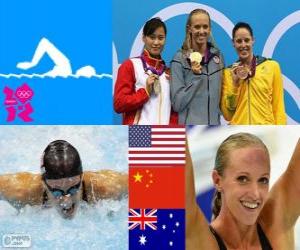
[41,140,82,180]
[182,9,214,53]
[232,22,254,39]
[212,133,270,219]
[143,17,167,37]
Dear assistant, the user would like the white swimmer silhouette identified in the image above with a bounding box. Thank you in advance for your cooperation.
[16,37,97,78]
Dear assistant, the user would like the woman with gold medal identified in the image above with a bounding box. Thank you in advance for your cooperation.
[170,9,224,125]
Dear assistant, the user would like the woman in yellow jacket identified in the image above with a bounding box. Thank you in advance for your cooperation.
[221,22,287,125]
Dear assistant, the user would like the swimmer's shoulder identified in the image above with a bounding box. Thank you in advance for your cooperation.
[82,170,128,201]
[0,172,44,207]
[83,170,127,183]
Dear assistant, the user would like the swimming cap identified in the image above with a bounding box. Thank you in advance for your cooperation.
[41,140,82,179]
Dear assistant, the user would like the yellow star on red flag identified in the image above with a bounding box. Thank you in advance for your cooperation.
[133,172,143,182]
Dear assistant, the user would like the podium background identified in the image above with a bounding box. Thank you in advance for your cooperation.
[113,0,300,124]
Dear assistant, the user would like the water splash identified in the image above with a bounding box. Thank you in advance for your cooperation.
[0,199,128,250]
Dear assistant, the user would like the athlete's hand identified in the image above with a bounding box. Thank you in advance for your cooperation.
[191,61,202,74]
[145,74,158,95]
[231,63,241,85]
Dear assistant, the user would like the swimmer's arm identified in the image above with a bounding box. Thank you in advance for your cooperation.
[280,139,300,225]
[260,140,300,233]
[260,140,300,248]
[186,142,219,250]
[0,173,27,206]
[84,170,128,202]
[0,173,43,208]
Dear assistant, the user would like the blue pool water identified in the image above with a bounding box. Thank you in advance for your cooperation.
[0,199,127,249]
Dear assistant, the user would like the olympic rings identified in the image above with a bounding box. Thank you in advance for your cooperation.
[113,2,299,124]
[16,90,32,99]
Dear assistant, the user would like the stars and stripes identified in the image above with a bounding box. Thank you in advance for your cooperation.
[129,126,185,167]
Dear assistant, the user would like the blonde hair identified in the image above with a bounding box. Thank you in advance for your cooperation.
[182,9,217,55]
[212,133,270,219]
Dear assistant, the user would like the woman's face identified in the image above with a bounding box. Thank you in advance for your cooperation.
[215,146,270,226]
[189,13,211,47]
[142,26,166,57]
[233,28,254,62]
[45,175,82,219]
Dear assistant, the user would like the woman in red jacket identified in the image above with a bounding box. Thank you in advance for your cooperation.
[114,18,177,125]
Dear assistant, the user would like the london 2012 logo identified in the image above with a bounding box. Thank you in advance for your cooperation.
[3,83,34,122]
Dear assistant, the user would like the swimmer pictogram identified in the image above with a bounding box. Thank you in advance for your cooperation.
[1,38,112,79]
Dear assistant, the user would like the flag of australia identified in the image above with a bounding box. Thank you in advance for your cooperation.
[129,209,185,250]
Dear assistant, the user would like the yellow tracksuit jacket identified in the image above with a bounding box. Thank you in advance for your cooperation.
[221,56,287,125]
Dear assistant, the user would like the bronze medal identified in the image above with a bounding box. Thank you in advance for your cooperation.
[236,66,250,80]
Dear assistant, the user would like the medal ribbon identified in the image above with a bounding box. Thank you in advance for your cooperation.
[249,56,256,78]
[140,54,166,76]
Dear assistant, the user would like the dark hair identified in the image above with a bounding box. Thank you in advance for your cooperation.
[143,17,167,37]
[212,133,269,219]
[41,140,82,180]
[232,22,253,39]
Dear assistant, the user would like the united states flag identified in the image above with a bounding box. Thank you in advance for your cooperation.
[128,126,185,168]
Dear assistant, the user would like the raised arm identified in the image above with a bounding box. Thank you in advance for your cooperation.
[186,142,218,250]
[277,139,300,224]
[83,170,128,202]
[0,173,43,208]
[260,139,300,249]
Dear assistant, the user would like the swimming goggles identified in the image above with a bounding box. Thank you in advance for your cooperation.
[44,179,81,198]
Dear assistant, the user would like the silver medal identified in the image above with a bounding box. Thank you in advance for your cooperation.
[153,76,161,95]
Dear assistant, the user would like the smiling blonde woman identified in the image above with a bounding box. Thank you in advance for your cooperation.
[170,9,224,125]
[186,133,300,250]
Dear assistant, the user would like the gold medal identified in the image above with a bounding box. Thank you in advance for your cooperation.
[189,52,202,64]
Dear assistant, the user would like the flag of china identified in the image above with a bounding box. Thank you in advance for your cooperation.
[129,167,185,208]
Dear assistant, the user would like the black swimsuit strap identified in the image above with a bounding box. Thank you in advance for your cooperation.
[81,180,88,202]
[209,224,273,250]
[257,224,273,250]
[209,225,227,250]
[42,190,48,205]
